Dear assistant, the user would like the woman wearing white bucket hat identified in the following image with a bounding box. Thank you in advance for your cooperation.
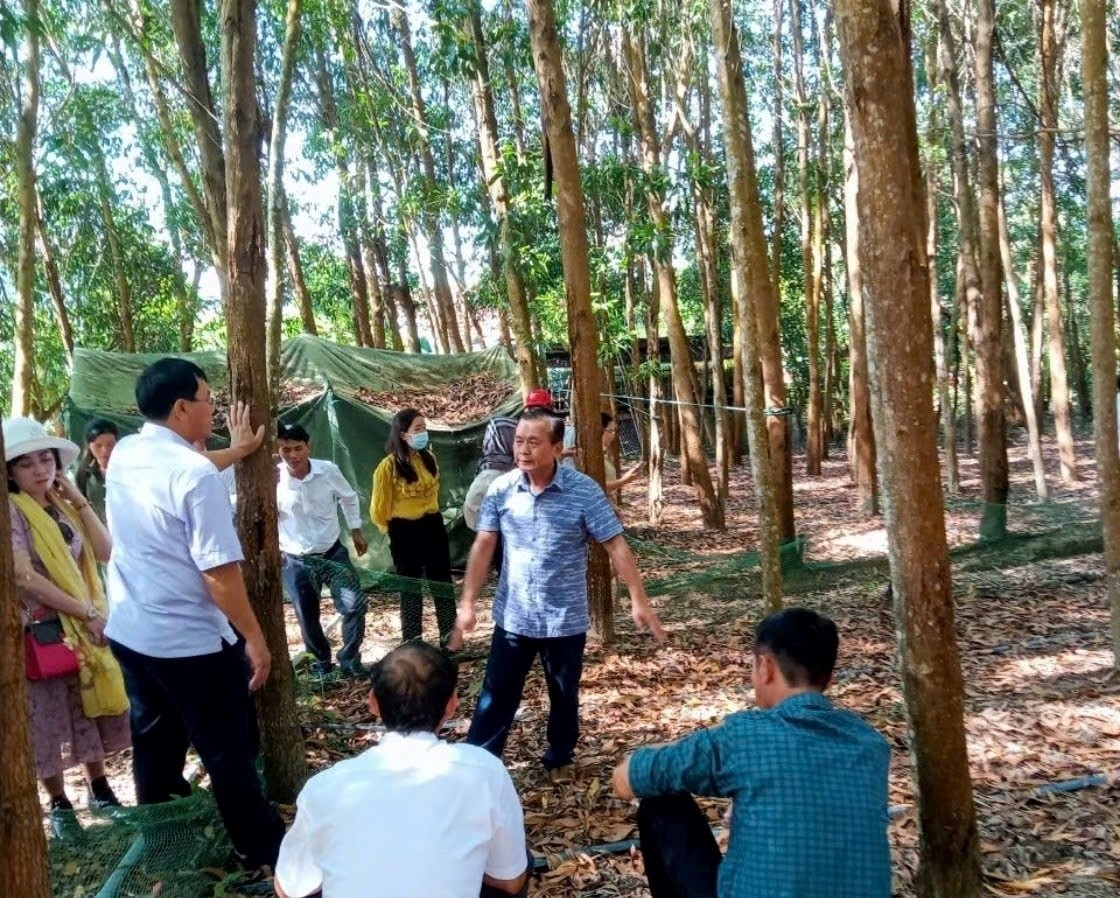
[4,416,130,835]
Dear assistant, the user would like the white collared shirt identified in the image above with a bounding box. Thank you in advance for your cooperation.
[276,731,527,898]
[276,459,362,556]
[104,422,242,657]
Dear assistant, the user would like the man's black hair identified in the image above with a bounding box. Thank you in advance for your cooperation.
[369,642,458,734]
[754,607,838,689]
[601,412,614,429]
[277,422,310,444]
[136,358,208,421]
[518,406,565,443]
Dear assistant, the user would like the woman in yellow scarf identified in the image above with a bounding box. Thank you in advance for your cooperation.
[4,417,130,831]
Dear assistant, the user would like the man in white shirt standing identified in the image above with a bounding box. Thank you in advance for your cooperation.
[275,641,530,898]
[105,358,284,869]
[276,422,369,678]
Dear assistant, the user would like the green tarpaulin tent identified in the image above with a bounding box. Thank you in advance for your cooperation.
[64,334,521,571]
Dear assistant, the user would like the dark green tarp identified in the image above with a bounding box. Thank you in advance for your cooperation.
[64,334,521,571]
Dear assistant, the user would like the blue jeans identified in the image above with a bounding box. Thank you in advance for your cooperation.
[282,541,366,667]
[467,626,586,769]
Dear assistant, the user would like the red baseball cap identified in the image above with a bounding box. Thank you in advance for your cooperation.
[524,388,554,410]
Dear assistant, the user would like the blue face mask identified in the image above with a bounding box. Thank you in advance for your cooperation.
[409,431,430,452]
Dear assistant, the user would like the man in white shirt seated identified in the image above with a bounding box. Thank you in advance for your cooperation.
[276,422,369,678]
[105,358,284,869]
[275,641,531,898]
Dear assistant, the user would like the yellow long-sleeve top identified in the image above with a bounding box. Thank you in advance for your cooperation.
[369,452,441,534]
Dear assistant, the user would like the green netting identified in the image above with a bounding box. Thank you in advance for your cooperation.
[63,334,522,570]
[48,790,232,898]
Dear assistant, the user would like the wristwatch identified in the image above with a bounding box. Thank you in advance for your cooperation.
[85,605,102,621]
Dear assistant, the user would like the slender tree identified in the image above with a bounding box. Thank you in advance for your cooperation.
[12,0,40,417]
[220,0,307,799]
[525,0,613,639]
[466,0,539,393]
[0,427,53,897]
[624,27,722,529]
[266,0,304,403]
[835,2,982,894]
[1039,0,1077,481]
[973,0,1010,540]
[1080,0,1120,671]
[844,111,878,515]
[712,0,783,608]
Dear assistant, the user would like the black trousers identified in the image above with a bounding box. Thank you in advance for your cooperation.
[282,540,366,667]
[109,639,285,869]
[387,513,456,642]
[637,794,722,898]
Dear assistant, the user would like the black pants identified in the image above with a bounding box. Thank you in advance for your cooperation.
[387,513,456,642]
[467,627,586,769]
[637,794,722,898]
[282,541,366,667]
[109,639,285,869]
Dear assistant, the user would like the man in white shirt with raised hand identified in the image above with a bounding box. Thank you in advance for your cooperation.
[105,357,284,870]
[276,421,369,678]
[275,641,531,898]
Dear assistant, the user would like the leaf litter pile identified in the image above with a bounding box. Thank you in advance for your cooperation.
[349,372,516,425]
[84,433,1118,897]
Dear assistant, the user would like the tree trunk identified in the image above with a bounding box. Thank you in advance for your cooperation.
[927,165,960,496]
[354,164,387,349]
[624,29,721,529]
[713,8,795,543]
[281,201,317,335]
[220,0,307,800]
[713,0,784,608]
[791,0,822,475]
[834,3,982,894]
[35,189,74,361]
[1039,0,1077,481]
[646,281,665,526]
[525,0,613,640]
[266,0,303,406]
[467,0,539,392]
[170,0,229,298]
[394,9,465,353]
[997,196,1047,499]
[973,0,1010,540]
[12,0,40,418]
[1067,294,1091,420]
[0,425,53,898]
[1029,256,1045,420]
[1080,0,1120,671]
[770,0,785,297]
[844,111,878,515]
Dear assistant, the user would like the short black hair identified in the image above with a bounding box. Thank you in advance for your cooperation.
[369,642,458,734]
[601,412,614,429]
[519,406,564,443]
[754,607,838,689]
[277,422,310,444]
[136,358,208,421]
[85,418,120,443]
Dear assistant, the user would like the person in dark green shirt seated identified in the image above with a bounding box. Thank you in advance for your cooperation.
[612,607,892,898]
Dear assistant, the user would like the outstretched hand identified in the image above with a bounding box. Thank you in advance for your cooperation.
[227,402,265,459]
[632,602,666,642]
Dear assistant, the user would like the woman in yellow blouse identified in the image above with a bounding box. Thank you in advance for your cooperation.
[370,408,455,644]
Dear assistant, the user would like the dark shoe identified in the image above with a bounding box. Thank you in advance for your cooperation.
[308,660,336,679]
[49,796,84,841]
[88,776,121,810]
[338,658,369,679]
[546,764,576,785]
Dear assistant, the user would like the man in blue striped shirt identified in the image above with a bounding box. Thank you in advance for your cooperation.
[450,407,665,783]
[612,608,891,898]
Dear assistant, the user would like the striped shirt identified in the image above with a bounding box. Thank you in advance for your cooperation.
[478,464,623,638]
[628,692,892,898]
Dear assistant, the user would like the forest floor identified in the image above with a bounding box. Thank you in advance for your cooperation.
[83,429,1119,897]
